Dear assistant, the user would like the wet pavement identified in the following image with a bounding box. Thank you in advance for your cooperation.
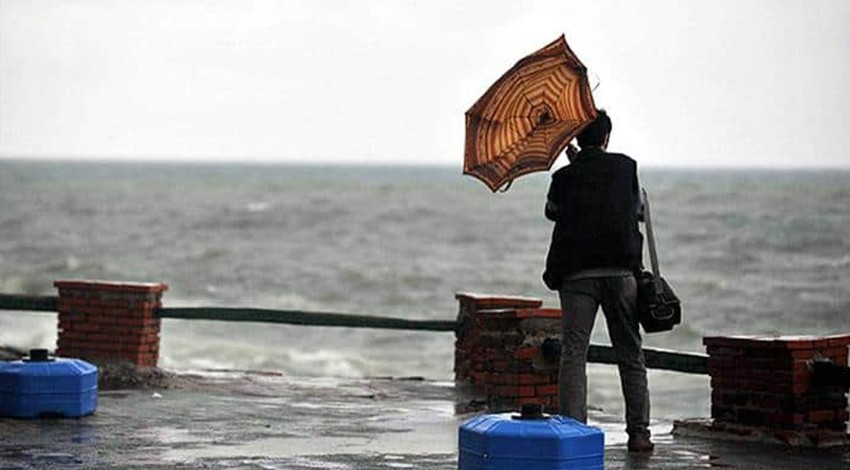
[1,371,849,469]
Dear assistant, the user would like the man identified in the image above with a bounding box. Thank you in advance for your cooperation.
[543,109,653,452]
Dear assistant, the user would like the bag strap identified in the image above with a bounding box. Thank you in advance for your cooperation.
[641,188,662,285]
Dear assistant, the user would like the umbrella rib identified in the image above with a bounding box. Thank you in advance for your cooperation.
[467,115,532,126]
[559,77,585,120]
[513,69,537,120]
[496,127,552,162]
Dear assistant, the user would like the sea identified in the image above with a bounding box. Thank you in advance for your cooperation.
[1,160,848,422]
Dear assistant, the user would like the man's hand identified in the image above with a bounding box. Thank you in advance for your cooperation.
[545,200,559,221]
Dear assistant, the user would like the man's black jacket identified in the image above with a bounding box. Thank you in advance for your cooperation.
[543,147,643,291]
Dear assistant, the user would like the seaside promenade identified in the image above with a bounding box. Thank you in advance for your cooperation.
[3,283,850,468]
[1,370,848,469]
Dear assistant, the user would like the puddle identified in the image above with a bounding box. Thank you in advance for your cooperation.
[136,426,212,445]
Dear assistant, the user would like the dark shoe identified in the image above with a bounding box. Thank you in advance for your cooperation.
[627,433,654,453]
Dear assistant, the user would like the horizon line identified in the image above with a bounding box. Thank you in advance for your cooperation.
[1,155,849,172]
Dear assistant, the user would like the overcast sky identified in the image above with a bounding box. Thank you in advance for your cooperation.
[1,0,849,168]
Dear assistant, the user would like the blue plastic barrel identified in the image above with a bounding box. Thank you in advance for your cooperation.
[459,404,604,470]
[0,349,98,418]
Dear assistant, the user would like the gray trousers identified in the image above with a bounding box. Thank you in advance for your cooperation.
[557,275,650,436]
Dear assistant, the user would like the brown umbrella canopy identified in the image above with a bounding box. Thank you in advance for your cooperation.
[464,35,597,191]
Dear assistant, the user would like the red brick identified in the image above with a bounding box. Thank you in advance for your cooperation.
[455,292,542,310]
[94,299,126,309]
[491,360,511,370]
[515,346,538,360]
[712,391,750,408]
[781,338,816,350]
[768,413,805,426]
[704,335,838,352]
[791,367,811,384]
[791,381,809,395]
[494,385,536,398]
[485,374,508,385]
[710,376,759,391]
[812,338,832,349]
[87,312,118,323]
[517,373,548,385]
[143,332,160,342]
[807,410,835,423]
[704,336,767,349]
[107,333,148,345]
[137,343,158,353]
[121,317,160,329]
[57,289,84,299]
[58,331,98,342]
[753,393,781,410]
[57,299,84,312]
[536,384,558,396]
[97,324,140,336]
[822,346,849,360]
[54,280,169,294]
[491,332,524,347]
[59,321,92,333]
[62,304,99,315]
[121,309,157,320]
[825,335,850,348]
[58,311,87,321]
[515,308,562,319]
[705,346,748,358]
[789,351,817,364]
[138,357,158,368]
[735,409,766,426]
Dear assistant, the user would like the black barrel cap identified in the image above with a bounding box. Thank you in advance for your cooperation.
[514,403,548,420]
[25,349,52,362]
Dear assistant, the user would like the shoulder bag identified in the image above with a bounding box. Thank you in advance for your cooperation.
[636,188,682,333]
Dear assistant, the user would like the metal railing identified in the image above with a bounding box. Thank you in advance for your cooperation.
[0,294,57,312]
[0,293,707,375]
[158,306,457,332]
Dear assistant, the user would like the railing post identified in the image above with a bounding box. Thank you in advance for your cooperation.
[55,280,168,368]
[454,292,561,413]
[703,334,850,445]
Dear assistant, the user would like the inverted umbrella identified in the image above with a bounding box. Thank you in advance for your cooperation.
[464,35,597,191]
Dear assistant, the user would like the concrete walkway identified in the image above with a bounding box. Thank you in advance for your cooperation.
[1,371,848,469]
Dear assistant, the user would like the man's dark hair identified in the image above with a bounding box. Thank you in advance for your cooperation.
[576,109,612,148]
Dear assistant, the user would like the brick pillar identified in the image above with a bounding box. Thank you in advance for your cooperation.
[704,335,850,443]
[455,292,562,413]
[55,280,168,368]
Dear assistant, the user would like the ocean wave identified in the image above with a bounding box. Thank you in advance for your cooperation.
[159,339,374,378]
[245,201,273,213]
[758,251,850,271]
[809,254,850,269]
[0,313,56,350]
[44,255,109,274]
[0,274,54,296]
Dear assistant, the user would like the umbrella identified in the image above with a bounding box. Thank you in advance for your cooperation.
[464,35,597,192]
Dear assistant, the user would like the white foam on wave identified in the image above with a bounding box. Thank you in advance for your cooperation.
[159,333,373,379]
[245,201,273,213]
[0,311,56,351]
